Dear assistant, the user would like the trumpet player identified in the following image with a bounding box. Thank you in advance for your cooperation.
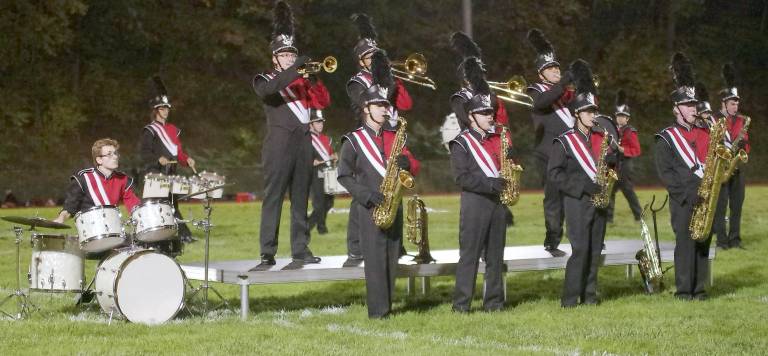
[307,109,337,235]
[654,53,711,301]
[251,1,330,268]
[448,59,511,313]
[337,84,419,319]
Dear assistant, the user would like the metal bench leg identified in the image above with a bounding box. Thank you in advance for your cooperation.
[625,264,635,279]
[407,276,415,296]
[709,260,714,287]
[503,274,507,302]
[240,284,249,320]
[420,277,430,295]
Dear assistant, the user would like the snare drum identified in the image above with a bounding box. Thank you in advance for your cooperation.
[131,199,177,242]
[199,171,226,199]
[29,234,84,292]
[75,206,126,253]
[440,113,462,151]
[322,167,348,195]
[169,175,190,195]
[94,248,186,325]
[142,173,171,198]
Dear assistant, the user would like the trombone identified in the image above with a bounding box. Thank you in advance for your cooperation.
[487,75,534,108]
[391,53,437,90]
[298,56,338,75]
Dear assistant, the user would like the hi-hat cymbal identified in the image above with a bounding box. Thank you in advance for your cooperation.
[1,216,71,229]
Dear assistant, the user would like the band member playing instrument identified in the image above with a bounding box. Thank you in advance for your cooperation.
[654,53,712,300]
[337,84,419,319]
[695,82,715,127]
[252,1,330,267]
[54,138,140,223]
[139,77,197,244]
[712,64,749,250]
[449,58,510,313]
[307,109,337,235]
[607,90,642,223]
[526,29,575,257]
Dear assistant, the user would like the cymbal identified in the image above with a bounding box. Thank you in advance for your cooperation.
[178,183,233,201]
[1,216,71,229]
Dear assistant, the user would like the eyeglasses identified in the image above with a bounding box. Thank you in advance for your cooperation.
[99,152,120,158]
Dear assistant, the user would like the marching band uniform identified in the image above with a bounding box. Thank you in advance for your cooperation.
[526,29,575,255]
[607,92,642,222]
[62,167,140,217]
[449,79,509,312]
[307,110,335,234]
[655,53,712,300]
[337,85,419,319]
[252,1,330,265]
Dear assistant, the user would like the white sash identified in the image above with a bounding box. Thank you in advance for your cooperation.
[667,127,704,178]
[461,132,499,178]
[352,130,387,177]
[723,125,733,149]
[266,73,310,124]
[534,83,574,128]
[562,132,597,182]
[83,171,111,206]
[311,134,331,162]
[149,123,179,157]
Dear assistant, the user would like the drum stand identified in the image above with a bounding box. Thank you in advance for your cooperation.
[186,195,231,316]
[0,227,38,320]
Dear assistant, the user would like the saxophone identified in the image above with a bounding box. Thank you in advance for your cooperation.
[636,205,663,293]
[497,125,524,206]
[689,117,732,241]
[590,125,619,208]
[405,195,435,264]
[372,117,415,229]
[724,116,750,180]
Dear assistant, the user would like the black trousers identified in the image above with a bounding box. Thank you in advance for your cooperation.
[607,159,642,221]
[347,198,404,257]
[308,169,334,230]
[537,156,565,249]
[562,195,606,306]
[712,169,746,248]
[259,128,313,258]
[669,198,711,297]
[453,193,507,311]
[355,203,401,318]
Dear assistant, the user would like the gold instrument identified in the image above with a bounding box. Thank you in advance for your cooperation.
[724,116,750,180]
[487,75,534,107]
[405,195,435,264]
[590,125,619,208]
[497,125,523,206]
[298,56,337,75]
[636,205,663,293]
[690,117,732,241]
[391,53,437,90]
[372,117,415,229]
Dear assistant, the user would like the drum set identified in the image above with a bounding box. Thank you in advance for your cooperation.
[0,171,229,324]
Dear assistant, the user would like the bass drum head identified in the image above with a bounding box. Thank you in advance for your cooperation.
[115,252,185,325]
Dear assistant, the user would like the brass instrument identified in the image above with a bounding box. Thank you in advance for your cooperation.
[690,117,732,241]
[636,205,663,293]
[372,117,415,228]
[405,195,435,264]
[391,53,437,90]
[724,116,750,180]
[488,75,534,107]
[298,56,337,75]
[590,124,619,208]
[497,125,523,206]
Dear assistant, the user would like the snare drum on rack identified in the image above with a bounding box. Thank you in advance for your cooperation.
[131,199,177,242]
[169,175,190,195]
[199,171,226,199]
[75,205,126,253]
[322,167,348,195]
[29,234,84,292]
[142,173,171,199]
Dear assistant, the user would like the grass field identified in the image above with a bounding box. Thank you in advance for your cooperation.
[1,187,766,355]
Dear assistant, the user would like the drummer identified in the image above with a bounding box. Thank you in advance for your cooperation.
[54,138,140,224]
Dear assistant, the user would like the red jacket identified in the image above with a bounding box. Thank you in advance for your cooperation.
[618,125,641,158]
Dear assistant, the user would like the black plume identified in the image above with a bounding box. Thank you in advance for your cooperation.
[272,1,294,39]
[570,59,595,95]
[450,31,482,59]
[152,76,168,96]
[670,52,695,88]
[351,13,377,40]
[463,57,489,95]
[371,50,394,89]
[695,82,710,102]
[527,28,554,55]
[722,63,737,87]
[615,89,627,107]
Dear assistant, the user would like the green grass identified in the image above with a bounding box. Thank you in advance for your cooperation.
[1,187,767,355]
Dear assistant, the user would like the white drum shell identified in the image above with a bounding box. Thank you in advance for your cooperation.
[29,234,84,292]
[440,113,462,151]
[131,200,177,242]
[143,173,171,199]
[169,175,190,195]
[323,167,348,195]
[75,206,125,253]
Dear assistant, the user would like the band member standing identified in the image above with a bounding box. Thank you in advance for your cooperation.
[54,138,140,224]
[654,53,712,300]
[695,82,715,127]
[607,90,642,222]
[139,77,196,244]
[548,59,607,307]
[449,59,510,312]
[712,63,749,250]
[307,109,337,235]
[252,1,330,266]
[526,29,575,257]
[336,84,419,319]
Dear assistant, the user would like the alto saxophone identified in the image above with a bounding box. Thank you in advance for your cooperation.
[497,125,524,206]
[372,117,415,229]
[636,205,663,293]
[590,125,618,208]
[689,117,732,241]
[405,195,435,264]
[724,116,750,180]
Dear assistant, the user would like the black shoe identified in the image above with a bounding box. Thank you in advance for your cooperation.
[546,247,566,257]
[451,306,470,314]
[343,257,363,267]
[583,298,601,305]
[260,254,276,265]
[561,302,578,308]
[180,235,197,243]
[674,293,693,301]
[693,293,709,301]
[716,244,730,251]
[317,225,328,235]
[294,254,321,264]
[730,243,746,250]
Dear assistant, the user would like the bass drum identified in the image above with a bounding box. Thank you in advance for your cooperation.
[94,248,186,325]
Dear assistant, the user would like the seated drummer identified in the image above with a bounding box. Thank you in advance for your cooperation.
[54,138,140,224]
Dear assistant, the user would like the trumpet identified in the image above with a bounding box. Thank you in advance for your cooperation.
[298,56,337,75]
[391,53,437,90]
[487,75,534,108]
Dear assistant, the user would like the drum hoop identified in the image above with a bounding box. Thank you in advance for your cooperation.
[75,205,119,217]
[134,225,178,240]
[29,287,83,293]
[80,233,124,248]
